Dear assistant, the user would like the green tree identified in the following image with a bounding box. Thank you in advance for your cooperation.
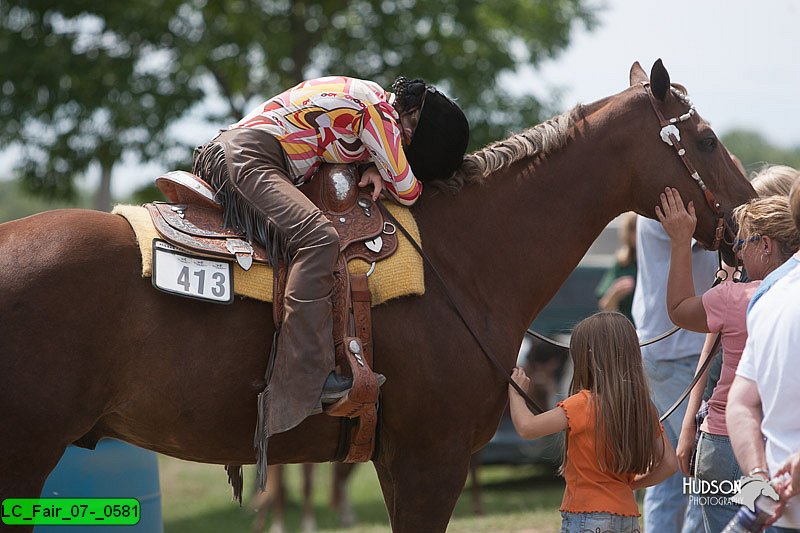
[1,0,596,210]
[722,129,800,175]
[0,179,88,223]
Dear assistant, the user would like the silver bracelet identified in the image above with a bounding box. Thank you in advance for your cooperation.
[748,467,770,480]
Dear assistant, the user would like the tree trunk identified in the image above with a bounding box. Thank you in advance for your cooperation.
[93,160,114,212]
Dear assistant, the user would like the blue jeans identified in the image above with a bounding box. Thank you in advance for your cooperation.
[643,355,705,533]
[694,432,742,533]
[560,512,641,533]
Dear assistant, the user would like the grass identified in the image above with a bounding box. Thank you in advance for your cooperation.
[159,456,566,532]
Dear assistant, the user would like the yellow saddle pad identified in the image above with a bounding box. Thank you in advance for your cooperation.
[112,204,424,306]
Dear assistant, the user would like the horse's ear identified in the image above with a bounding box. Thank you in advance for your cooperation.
[650,59,670,101]
[629,61,648,85]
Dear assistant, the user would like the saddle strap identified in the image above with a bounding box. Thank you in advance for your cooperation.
[350,273,373,364]
[343,273,378,463]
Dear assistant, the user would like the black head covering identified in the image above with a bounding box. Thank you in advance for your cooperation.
[392,77,469,182]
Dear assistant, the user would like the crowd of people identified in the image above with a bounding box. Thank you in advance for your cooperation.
[509,165,800,532]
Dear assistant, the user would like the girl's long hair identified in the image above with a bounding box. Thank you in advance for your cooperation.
[563,312,663,475]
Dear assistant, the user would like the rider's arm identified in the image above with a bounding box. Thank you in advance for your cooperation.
[358,102,421,206]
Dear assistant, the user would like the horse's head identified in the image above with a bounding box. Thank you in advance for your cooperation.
[620,60,756,264]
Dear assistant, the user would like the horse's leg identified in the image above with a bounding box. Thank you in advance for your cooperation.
[373,462,396,522]
[250,464,281,533]
[331,462,357,527]
[250,489,269,533]
[468,454,485,516]
[300,464,316,533]
[0,442,66,533]
[270,465,286,533]
[376,446,472,532]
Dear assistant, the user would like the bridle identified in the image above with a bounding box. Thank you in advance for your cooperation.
[642,81,737,252]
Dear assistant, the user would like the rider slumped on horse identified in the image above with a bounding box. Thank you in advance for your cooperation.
[192,76,469,438]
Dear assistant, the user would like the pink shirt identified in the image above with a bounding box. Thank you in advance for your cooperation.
[700,280,761,435]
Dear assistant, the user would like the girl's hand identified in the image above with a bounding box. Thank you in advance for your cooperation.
[358,166,384,201]
[509,367,531,394]
[676,421,697,477]
[655,187,696,245]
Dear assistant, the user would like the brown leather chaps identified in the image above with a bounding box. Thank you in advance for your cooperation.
[193,128,338,437]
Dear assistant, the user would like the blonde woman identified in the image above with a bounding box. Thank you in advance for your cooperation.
[747,168,800,312]
[509,312,676,533]
[751,164,800,198]
[657,188,800,532]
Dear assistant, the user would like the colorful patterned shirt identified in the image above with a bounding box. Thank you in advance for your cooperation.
[230,76,421,205]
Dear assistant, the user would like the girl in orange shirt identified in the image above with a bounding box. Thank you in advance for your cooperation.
[509,311,677,533]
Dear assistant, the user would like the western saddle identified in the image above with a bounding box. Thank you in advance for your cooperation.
[146,164,398,462]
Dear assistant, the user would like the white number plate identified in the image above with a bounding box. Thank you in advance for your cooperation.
[152,240,233,304]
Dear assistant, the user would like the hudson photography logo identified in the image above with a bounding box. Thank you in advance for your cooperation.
[683,475,780,509]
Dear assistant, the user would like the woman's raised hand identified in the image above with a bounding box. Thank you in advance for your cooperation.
[655,187,696,244]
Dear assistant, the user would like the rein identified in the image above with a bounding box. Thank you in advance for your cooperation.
[377,203,548,415]
[524,269,725,424]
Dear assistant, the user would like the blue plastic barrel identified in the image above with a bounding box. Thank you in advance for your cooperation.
[36,439,163,532]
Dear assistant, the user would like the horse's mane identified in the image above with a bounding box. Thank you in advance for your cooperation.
[431,105,583,194]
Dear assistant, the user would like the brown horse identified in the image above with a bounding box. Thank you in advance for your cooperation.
[0,61,754,532]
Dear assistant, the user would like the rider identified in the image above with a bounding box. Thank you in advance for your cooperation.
[192,76,469,436]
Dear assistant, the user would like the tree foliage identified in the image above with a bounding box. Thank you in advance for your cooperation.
[722,129,800,176]
[1,0,597,209]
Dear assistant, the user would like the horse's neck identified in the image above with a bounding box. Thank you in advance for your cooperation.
[417,127,627,343]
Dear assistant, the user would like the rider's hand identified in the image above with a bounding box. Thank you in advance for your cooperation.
[509,367,531,395]
[655,187,696,245]
[358,166,384,202]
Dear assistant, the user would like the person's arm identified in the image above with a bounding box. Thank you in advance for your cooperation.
[632,431,678,490]
[676,332,718,476]
[726,375,768,477]
[654,187,710,332]
[508,367,568,440]
[598,276,635,312]
[358,102,421,206]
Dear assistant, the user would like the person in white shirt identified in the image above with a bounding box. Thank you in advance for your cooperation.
[727,182,800,532]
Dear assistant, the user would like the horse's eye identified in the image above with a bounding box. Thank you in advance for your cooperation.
[698,135,717,152]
